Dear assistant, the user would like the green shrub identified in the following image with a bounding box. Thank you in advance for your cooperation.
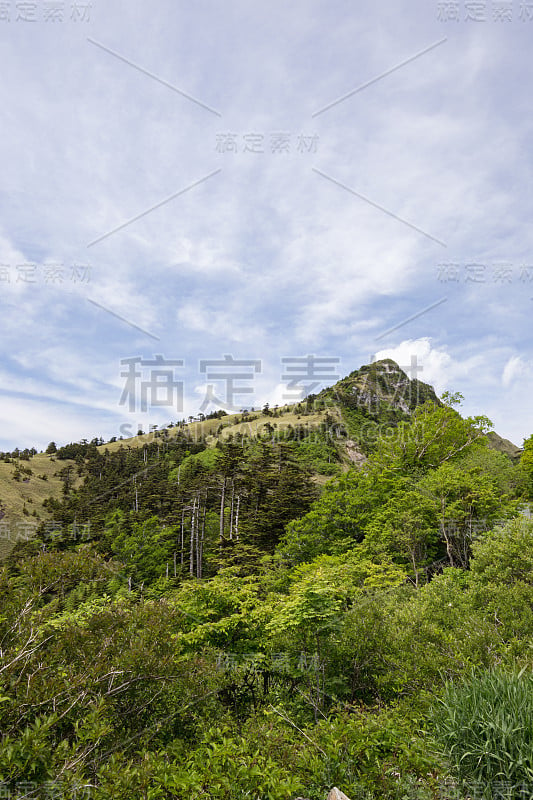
[470,517,533,587]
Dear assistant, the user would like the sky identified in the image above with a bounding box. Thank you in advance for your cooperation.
[1,0,532,451]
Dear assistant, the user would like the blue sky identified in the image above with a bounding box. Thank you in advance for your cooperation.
[1,0,532,450]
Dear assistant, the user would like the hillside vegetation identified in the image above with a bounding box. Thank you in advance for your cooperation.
[0,359,532,799]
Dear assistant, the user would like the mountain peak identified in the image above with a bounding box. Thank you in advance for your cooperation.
[322,357,440,418]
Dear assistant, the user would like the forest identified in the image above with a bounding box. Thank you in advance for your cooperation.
[1,361,533,799]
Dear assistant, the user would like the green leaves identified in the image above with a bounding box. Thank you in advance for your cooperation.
[278,469,394,564]
[129,727,303,800]
[520,434,533,499]
[108,514,174,584]
[470,516,533,587]
[371,399,493,475]
[267,551,406,646]
[1,381,531,798]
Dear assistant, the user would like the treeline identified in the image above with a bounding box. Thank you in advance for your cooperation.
[1,447,38,462]
[28,426,337,582]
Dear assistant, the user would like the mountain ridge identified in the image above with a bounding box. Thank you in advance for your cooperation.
[0,358,520,559]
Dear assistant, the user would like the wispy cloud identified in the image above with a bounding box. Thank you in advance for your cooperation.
[312,37,447,117]
[87,37,223,117]
[0,0,531,449]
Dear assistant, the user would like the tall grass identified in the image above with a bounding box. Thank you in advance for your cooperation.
[431,668,533,799]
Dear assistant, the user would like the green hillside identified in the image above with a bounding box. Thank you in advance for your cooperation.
[0,453,76,561]
[0,359,521,559]
[1,359,532,799]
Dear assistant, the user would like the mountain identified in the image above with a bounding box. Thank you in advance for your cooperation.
[0,359,520,559]
[0,361,530,800]
[486,431,523,462]
[320,357,440,416]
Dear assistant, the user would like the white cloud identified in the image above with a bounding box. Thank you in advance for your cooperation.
[0,1,532,448]
[373,338,482,395]
[502,355,531,388]
[372,338,532,445]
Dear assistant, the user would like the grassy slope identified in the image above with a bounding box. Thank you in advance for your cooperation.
[0,454,76,560]
[96,405,341,452]
[0,404,341,558]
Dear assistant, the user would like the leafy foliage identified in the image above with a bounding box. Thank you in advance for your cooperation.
[0,367,530,798]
